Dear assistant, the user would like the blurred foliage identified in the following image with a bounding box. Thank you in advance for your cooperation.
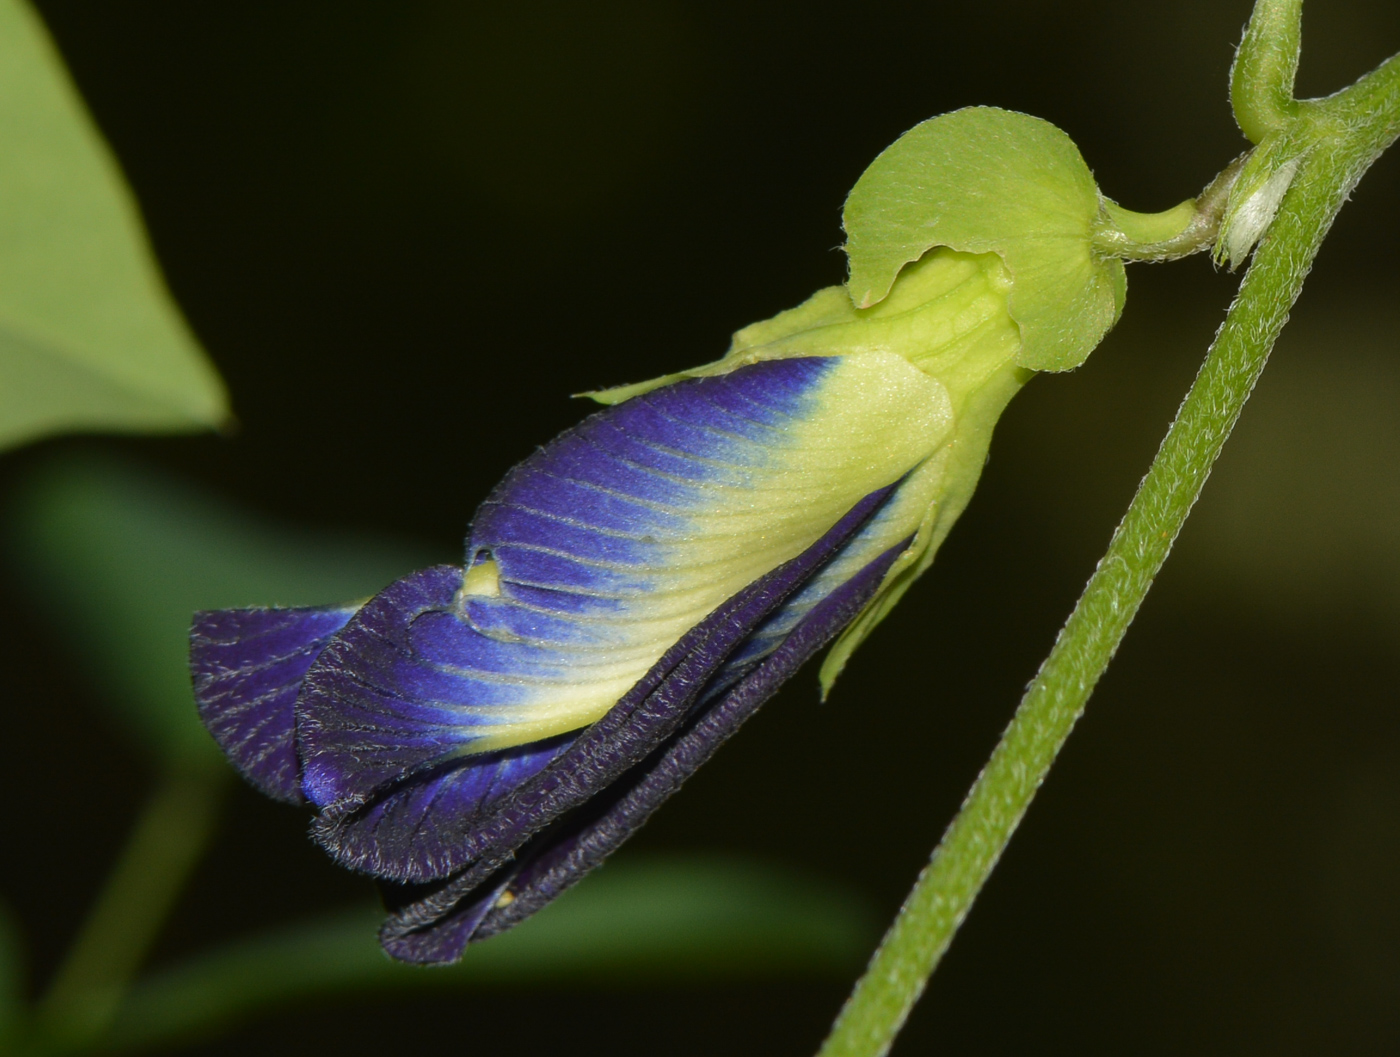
[0,900,20,1048]
[3,453,437,764]
[107,855,875,1052]
[0,0,226,453]
[1325,745,1400,999]
[1019,294,1400,629]
[1170,299,1400,1003]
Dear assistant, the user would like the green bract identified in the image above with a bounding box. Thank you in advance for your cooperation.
[844,106,1124,373]
[1214,128,1305,269]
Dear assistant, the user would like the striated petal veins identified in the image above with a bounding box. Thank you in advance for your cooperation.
[295,354,950,882]
[191,605,358,803]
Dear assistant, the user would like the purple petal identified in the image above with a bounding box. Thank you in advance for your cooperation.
[314,737,573,880]
[378,537,910,962]
[378,874,510,965]
[296,566,509,811]
[314,481,894,884]
[190,605,357,804]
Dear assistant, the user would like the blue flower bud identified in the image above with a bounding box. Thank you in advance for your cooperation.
[191,106,1124,964]
[194,354,956,963]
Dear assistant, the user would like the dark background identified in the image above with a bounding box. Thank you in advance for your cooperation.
[4,1,1400,1053]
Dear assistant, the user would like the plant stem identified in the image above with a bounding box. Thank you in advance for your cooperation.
[32,768,224,1053]
[1231,0,1303,144]
[1094,153,1247,262]
[817,45,1400,1057]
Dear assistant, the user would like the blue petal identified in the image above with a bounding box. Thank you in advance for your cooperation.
[300,354,947,798]
[190,605,358,804]
[322,737,575,881]
[296,567,526,812]
[308,482,896,882]
[378,536,911,962]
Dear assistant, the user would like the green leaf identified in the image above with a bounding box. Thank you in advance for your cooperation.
[104,855,876,1051]
[4,452,439,766]
[0,897,23,1048]
[0,0,228,452]
[842,106,1125,372]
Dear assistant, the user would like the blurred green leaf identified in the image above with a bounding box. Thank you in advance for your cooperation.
[104,855,875,1052]
[0,0,228,452]
[0,897,23,1048]
[4,452,439,765]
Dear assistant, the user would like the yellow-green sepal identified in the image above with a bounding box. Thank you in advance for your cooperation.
[819,355,1031,695]
[842,106,1124,373]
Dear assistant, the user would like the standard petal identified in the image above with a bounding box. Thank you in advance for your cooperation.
[469,352,950,732]
[190,605,357,804]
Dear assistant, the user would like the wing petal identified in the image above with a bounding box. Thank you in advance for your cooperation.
[190,605,358,803]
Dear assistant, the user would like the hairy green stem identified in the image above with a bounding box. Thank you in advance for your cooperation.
[1231,0,1303,144]
[1095,153,1247,261]
[818,41,1400,1057]
[32,768,224,1053]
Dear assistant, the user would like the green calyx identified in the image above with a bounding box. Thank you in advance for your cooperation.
[591,245,1023,416]
[593,107,1130,402]
[599,105,1255,404]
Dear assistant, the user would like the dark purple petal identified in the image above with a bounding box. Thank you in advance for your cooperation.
[314,737,573,880]
[379,873,512,965]
[190,605,357,804]
[310,483,896,882]
[378,537,911,963]
[295,566,499,811]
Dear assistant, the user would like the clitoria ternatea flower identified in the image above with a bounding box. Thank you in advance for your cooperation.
[190,107,1176,965]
